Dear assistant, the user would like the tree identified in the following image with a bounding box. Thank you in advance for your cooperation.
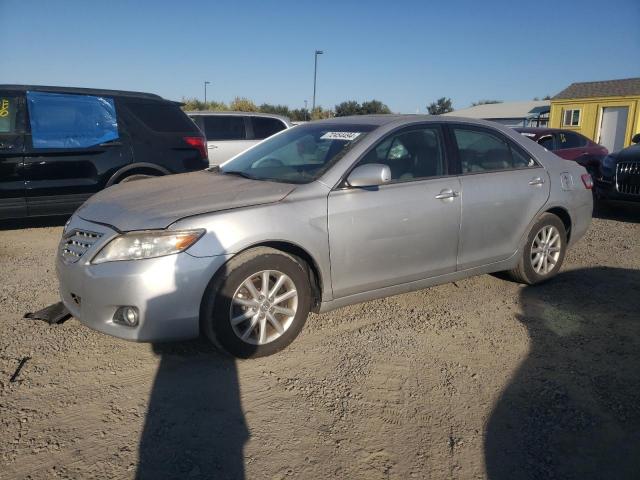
[259,103,291,117]
[426,97,453,115]
[180,98,227,111]
[471,99,502,106]
[228,97,258,112]
[360,100,391,115]
[310,106,333,120]
[334,100,361,117]
[289,108,310,122]
[334,99,391,116]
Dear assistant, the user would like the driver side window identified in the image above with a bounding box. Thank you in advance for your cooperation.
[359,126,445,181]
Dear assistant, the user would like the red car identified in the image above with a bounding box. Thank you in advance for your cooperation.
[515,128,608,174]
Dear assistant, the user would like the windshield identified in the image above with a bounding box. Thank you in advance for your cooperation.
[219,123,375,183]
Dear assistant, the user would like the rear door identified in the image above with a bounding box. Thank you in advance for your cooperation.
[0,90,27,218]
[451,125,550,270]
[23,91,133,216]
[201,115,255,165]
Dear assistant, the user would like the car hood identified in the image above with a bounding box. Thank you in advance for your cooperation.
[76,170,296,231]
[612,143,640,162]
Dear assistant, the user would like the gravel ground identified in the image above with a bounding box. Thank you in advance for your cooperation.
[1,206,639,479]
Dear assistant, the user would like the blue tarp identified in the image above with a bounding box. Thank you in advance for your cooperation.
[27,91,119,149]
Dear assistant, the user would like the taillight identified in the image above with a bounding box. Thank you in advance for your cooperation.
[581,173,593,189]
[183,136,208,161]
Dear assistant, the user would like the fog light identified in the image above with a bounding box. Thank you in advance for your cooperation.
[114,306,139,327]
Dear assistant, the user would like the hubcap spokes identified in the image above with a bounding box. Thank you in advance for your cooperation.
[530,225,561,275]
[230,270,298,345]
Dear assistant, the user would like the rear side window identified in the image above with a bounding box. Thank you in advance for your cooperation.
[538,135,554,150]
[453,127,536,173]
[202,116,246,140]
[252,117,286,139]
[126,102,199,133]
[556,131,586,149]
[0,93,24,133]
[27,91,119,149]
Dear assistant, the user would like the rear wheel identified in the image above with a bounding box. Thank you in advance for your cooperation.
[506,213,567,285]
[201,247,311,358]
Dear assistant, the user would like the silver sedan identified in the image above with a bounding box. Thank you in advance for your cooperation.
[56,115,593,357]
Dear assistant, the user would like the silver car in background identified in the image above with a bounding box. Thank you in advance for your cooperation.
[56,115,593,358]
[187,111,291,166]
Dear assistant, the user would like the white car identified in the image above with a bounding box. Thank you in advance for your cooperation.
[188,112,291,165]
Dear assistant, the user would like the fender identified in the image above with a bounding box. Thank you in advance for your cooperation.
[106,162,172,187]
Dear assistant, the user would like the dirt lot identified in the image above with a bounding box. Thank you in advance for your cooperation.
[1,207,639,480]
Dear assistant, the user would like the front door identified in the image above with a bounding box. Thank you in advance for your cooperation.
[599,107,629,153]
[450,125,550,270]
[23,90,132,216]
[328,125,461,298]
[0,91,26,219]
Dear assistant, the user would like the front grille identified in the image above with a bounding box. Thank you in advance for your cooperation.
[616,161,640,196]
[61,230,103,263]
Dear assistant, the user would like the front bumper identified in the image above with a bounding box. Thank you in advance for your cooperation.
[595,179,640,203]
[56,216,230,342]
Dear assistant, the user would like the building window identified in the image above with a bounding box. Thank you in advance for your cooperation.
[562,109,581,127]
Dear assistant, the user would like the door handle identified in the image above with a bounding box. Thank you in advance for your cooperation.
[208,145,218,149]
[435,189,460,200]
[528,177,545,186]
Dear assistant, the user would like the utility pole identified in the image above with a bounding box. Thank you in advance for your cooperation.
[304,100,308,121]
[312,50,324,113]
[204,81,211,105]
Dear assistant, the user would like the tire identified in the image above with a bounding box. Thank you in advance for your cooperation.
[117,174,156,183]
[201,247,311,358]
[506,213,567,285]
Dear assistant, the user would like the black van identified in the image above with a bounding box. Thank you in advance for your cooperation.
[0,85,208,219]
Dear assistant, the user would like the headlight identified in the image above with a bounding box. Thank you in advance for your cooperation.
[92,229,204,264]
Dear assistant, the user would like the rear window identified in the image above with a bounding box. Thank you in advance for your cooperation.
[556,132,587,149]
[252,116,286,139]
[0,93,23,133]
[127,102,199,133]
[202,115,246,141]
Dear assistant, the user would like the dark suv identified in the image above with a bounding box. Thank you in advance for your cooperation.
[0,85,208,219]
[594,133,640,204]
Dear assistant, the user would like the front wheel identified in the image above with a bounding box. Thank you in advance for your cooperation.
[201,247,311,358]
[506,213,567,285]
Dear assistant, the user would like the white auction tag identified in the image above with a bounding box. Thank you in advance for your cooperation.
[320,131,362,141]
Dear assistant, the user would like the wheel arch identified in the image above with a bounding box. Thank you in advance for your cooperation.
[106,162,171,186]
[235,241,324,312]
[544,206,572,242]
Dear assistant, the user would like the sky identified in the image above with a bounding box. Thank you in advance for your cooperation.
[2,0,639,113]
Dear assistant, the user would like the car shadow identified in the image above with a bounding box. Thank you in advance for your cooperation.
[0,215,70,230]
[136,235,254,480]
[593,201,640,224]
[484,267,640,479]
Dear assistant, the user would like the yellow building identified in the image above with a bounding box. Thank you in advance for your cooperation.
[550,77,640,152]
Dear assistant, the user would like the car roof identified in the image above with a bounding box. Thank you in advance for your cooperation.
[515,127,580,135]
[0,84,167,101]
[186,111,291,123]
[309,114,525,129]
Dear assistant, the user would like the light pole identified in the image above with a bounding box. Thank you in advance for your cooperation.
[204,81,211,104]
[304,100,308,121]
[312,50,323,113]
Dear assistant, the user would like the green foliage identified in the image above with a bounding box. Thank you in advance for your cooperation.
[289,108,310,122]
[310,107,333,120]
[471,99,502,106]
[426,97,453,115]
[258,103,291,117]
[334,99,391,117]
[181,98,228,111]
[228,97,258,112]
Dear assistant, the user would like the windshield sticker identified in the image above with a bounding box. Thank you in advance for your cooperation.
[0,99,10,117]
[320,131,362,141]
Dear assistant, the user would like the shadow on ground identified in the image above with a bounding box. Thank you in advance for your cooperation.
[0,215,69,230]
[593,201,640,224]
[485,267,640,479]
[136,340,248,480]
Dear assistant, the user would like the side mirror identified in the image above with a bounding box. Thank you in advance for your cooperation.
[347,163,391,187]
[632,133,640,144]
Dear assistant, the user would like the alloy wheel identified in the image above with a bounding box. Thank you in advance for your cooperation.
[530,225,562,275]
[229,270,298,345]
